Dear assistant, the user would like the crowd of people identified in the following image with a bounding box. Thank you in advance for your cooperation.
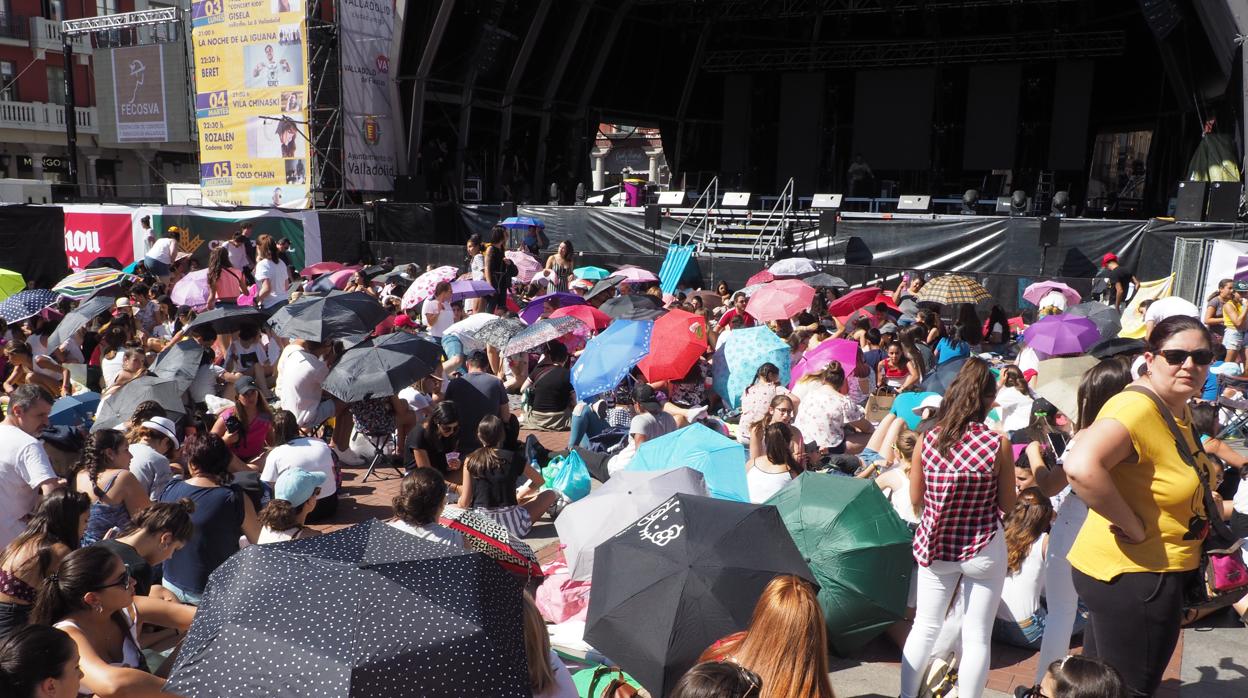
[0,220,1239,698]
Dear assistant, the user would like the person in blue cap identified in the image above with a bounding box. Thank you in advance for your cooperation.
[254,469,325,545]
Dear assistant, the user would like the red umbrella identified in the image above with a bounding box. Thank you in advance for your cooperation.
[746,269,775,286]
[745,279,816,322]
[637,309,708,382]
[826,287,880,316]
[551,304,611,331]
[301,261,345,278]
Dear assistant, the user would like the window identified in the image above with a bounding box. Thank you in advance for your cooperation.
[0,62,15,102]
[46,0,63,21]
[46,66,64,106]
[96,0,115,15]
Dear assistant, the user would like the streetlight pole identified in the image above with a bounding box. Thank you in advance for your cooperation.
[62,38,78,188]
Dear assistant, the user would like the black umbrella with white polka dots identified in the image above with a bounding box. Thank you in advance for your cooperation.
[165,519,530,697]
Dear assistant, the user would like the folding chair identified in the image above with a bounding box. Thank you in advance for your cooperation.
[349,400,405,483]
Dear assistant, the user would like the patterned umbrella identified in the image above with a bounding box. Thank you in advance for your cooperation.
[0,268,24,301]
[450,279,494,302]
[1023,280,1081,308]
[712,326,791,409]
[611,267,659,284]
[746,270,775,286]
[1023,314,1101,358]
[571,320,653,400]
[171,269,213,310]
[467,317,527,349]
[0,289,58,324]
[551,304,612,331]
[52,268,135,299]
[520,292,586,325]
[745,279,816,322]
[502,316,585,356]
[574,266,610,281]
[504,250,542,284]
[439,506,542,579]
[915,275,991,306]
[400,266,460,310]
[769,257,819,277]
[599,294,664,321]
[802,272,849,289]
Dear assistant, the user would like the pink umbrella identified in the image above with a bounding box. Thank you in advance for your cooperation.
[400,265,460,310]
[746,269,775,286]
[789,338,861,388]
[551,304,611,331]
[1023,280,1081,308]
[325,265,363,290]
[505,250,541,284]
[611,267,659,284]
[171,269,212,310]
[745,278,816,322]
[301,261,345,278]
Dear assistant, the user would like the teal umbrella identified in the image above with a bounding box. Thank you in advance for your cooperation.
[573,266,610,281]
[625,423,749,502]
[712,326,790,409]
[767,473,914,655]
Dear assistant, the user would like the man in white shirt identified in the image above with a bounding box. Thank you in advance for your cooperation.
[0,385,60,548]
[421,282,455,339]
[1142,296,1201,337]
[605,384,678,478]
[275,339,363,465]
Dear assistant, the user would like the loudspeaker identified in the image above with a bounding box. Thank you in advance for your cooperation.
[819,210,837,237]
[1207,182,1241,223]
[897,195,931,212]
[499,201,518,220]
[1175,181,1207,221]
[644,204,661,230]
[1038,216,1060,246]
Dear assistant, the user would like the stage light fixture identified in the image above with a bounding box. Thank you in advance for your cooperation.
[1009,190,1028,217]
[811,193,843,210]
[1051,191,1070,218]
[961,189,979,215]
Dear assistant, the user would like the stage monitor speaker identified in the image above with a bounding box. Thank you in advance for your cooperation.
[722,192,751,208]
[657,190,686,206]
[897,195,931,212]
[499,201,518,220]
[1038,216,1060,247]
[645,204,661,230]
[819,210,838,237]
[811,193,843,210]
[1174,181,1207,221]
[1207,182,1241,223]
[994,197,1012,214]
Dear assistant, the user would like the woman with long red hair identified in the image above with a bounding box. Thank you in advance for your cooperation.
[700,574,835,698]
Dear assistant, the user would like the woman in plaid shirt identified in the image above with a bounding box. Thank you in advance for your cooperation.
[899,358,1017,698]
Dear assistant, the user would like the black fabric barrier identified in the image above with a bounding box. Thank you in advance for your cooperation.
[0,206,70,288]
[317,209,368,265]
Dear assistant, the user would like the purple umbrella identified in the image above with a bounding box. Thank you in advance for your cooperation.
[520,292,586,325]
[451,279,494,302]
[1022,314,1100,358]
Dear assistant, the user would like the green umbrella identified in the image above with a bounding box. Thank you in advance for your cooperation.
[767,472,914,655]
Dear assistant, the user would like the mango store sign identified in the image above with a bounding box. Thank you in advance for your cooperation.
[62,206,138,271]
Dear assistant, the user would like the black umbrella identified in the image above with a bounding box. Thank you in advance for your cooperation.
[186,305,269,334]
[86,257,123,270]
[1066,302,1122,340]
[585,494,815,697]
[267,291,387,343]
[165,519,530,697]
[46,293,117,350]
[323,333,439,402]
[599,294,665,321]
[918,356,969,393]
[152,339,210,393]
[586,275,624,300]
[92,375,186,432]
[1089,336,1146,360]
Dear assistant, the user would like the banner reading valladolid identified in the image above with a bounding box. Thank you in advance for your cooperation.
[191,0,311,208]
[339,0,399,191]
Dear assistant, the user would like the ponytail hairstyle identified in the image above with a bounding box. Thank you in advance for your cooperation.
[30,546,123,626]
[751,362,780,388]
[269,409,301,447]
[466,415,507,478]
[0,489,90,580]
[999,365,1028,391]
[763,423,801,476]
[69,429,129,499]
[893,429,918,471]
[931,357,997,457]
[1003,487,1053,574]
[119,498,195,544]
[819,360,846,390]
[0,625,78,698]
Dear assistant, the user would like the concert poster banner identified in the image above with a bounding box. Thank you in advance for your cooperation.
[339,0,399,191]
[190,0,311,208]
[110,45,169,143]
[61,206,138,271]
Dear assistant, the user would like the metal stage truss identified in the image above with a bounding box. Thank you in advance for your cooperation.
[306,0,344,208]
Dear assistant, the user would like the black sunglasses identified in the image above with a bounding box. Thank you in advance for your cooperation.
[94,564,132,592]
[1157,349,1215,367]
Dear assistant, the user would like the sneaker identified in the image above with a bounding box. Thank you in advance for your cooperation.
[334,446,366,466]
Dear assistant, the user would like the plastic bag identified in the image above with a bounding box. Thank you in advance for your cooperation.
[545,449,591,502]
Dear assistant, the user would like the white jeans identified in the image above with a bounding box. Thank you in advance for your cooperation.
[1035,490,1088,682]
[901,528,1007,698]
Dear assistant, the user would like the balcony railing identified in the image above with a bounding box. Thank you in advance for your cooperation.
[29,17,92,53]
[0,101,97,134]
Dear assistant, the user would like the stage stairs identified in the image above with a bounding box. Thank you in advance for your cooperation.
[668,177,799,261]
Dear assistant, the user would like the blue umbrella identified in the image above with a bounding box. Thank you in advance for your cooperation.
[571,319,653,400]
[574,266,610,281]
[712,326,791,409]
[50,391,100,427]
[500,216,544,229]
[123,260,143,274]
[0,289,59,324]
[520,291,586,325]
[625,423,750,502]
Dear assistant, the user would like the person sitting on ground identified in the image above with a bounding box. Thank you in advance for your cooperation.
[877,341,920,392]
[522,341,576,431]
[849,414,917,480]
[225,323,277,398]
[738,363,798,445]
[157,434,259,605]
[656,356,713,427]
[0,490,89,640]
[994,365,1035,434]
[275,337,361,466]
[125,416,178,500]
[253,468,324,544]
[748,393,806,467]
[522,591,579,698]
[95,499,194,601]
[210,376,272,468]
[102,348,145,398]
[3,341,63,397]
[1030,655,1129,698]
[873,429,921,527]
[458,415,557,538]
[406,401,463,492]
[31,546,193,697]
[793,361,873,457]
[670,662,763,698]
[0,624,82,698]
[699,574,835,698]
[572,383,679,483]
[994,487,1056,651]
[388,467,464,548]
[745,423,802,504]
[260,410,339,523]
[70,430,150,547]
[444,351,510,455]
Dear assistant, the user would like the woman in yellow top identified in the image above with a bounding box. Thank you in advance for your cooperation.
[1221,282,1245,370]
[1065,314,1215,697]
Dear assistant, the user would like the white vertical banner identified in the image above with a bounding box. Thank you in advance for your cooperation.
[111,44,169,143]
[339,0,399,191]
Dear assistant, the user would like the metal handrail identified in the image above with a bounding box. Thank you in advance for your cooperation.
[750,177,795,259]
[670,175,718,253]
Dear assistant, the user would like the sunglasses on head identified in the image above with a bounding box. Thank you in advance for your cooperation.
[1156,349,1214,366]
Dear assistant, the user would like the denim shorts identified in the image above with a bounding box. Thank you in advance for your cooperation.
[1226,328,1243,351]
[442,334,464,360]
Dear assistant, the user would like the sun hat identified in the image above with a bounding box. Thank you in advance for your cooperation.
[913,394,943,416]
[274,468,327,508]
[141,416,180,449]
